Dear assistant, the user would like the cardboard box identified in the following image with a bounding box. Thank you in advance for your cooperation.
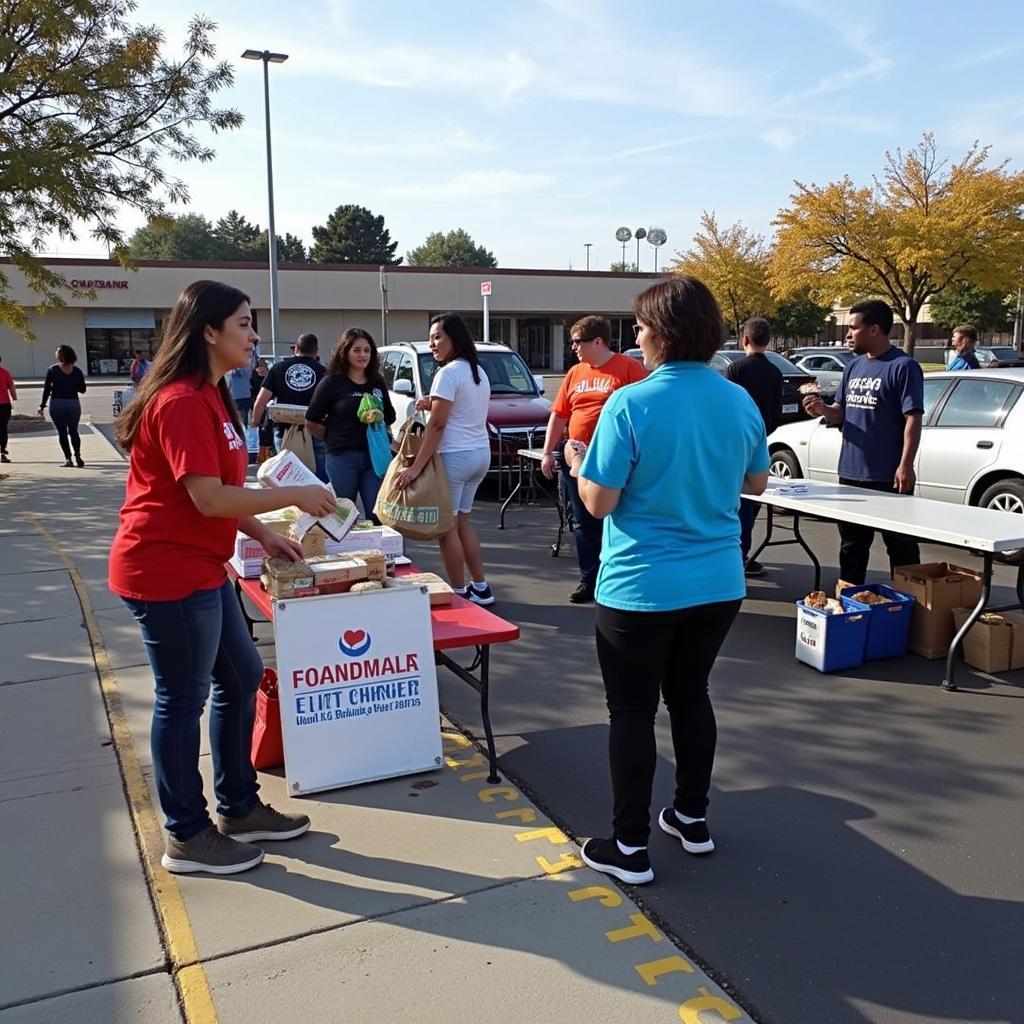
[262,557,315,598]
[267,403,308,425]
[951,609,1012,673]
[228,554,263,579]
[386,573,454,606]
[319,549,387,582]
[310,557,369,587]
[893,563,984,659]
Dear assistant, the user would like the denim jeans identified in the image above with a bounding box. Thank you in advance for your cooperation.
[49,397,82,460]
[739,498,759,562]
[123,580,263,840]
[326,448,382,519]
[558,442,602,588]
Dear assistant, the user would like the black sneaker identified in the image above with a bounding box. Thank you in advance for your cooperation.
[74,456,85,468]
[218,801,310,842]
[0,454,9,463]
[569,582,595,604]
[744,559,766,578]
[658,807,715,854]
[580,837,654,885]
[467,583,495,606]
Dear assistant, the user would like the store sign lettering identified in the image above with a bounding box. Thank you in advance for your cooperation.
[71,279,129,289]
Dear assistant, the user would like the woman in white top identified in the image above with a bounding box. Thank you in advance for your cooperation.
[394,313,495,605]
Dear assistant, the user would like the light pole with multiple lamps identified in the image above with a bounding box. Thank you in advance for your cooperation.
[241,48,288,360]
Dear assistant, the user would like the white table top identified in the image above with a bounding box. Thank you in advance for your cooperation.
[752,477,1024,554]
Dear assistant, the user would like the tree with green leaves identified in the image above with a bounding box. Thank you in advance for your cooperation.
[0,1,241,336]
[128,214,221,260]
[214,210,261,260]
[407,229,497,268]
[773,292,832,342]
[926,281,1011,334]
[310,205,401,265]
[259,231,307,264]
[610,260,638,272]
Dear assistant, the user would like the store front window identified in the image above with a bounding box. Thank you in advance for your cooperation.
[86,327,160,376]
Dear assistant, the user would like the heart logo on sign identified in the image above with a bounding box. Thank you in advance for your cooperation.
[339,629,372,658]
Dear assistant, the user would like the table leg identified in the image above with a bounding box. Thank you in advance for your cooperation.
[435,646,500,783]
[747,506,774,565]
[498,453,526,529]
[790,513,822,592]
[943,553,993,692]
[234,578,258,641]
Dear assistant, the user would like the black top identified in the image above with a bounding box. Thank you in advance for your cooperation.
[260,356,326,407]
[724,352,783,434]
[306,374,397,454]
[41,365,87,407]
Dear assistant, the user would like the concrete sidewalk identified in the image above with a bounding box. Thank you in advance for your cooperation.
[0,425,750,1024]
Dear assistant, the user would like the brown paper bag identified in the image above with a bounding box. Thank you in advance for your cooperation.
[374,421,454,540]
[279,424,316,474]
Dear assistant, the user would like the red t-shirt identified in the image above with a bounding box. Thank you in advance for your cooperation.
[108,378,248,601]
[551,353,648,445]
[0,366,13,405]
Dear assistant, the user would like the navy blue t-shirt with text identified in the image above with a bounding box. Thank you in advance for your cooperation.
[837,347,924,483]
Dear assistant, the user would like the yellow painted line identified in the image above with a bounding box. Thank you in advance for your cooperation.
[23,512,218,1024]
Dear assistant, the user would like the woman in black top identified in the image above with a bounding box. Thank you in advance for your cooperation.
[305,328,396,518]
[39,345,87,467]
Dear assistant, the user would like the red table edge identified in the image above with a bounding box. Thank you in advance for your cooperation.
[226,563,520,650]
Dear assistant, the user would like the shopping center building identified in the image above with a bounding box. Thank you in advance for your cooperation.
[0,259,661,378]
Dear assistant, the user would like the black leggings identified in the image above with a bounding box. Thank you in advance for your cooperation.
[0,403,10,452]
[49,398,82,460]
[595,599,742,846]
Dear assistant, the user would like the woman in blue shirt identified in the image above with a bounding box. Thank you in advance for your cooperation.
[576,276,770,885]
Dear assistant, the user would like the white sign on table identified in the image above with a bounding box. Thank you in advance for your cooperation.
[274,586,442,795]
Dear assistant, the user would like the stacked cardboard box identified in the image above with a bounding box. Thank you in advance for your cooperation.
[951,609,1024,673]
[891,563,984,659]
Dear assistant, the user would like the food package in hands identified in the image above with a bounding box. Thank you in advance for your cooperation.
[267,402,308,425]
[257,450,359,540]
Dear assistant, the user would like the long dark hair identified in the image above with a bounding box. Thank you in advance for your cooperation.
[116,280,248,448]
[430,312,480,384]
[328,327,382,384]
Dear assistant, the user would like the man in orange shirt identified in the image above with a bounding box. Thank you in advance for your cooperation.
[541,316,647,603]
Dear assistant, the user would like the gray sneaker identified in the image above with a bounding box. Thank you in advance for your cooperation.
[162,825,264,875]
[218,801,310,842]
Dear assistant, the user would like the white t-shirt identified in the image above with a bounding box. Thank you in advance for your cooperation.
[430,358,490,453]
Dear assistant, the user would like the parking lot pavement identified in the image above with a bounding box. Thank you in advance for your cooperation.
[0,428,750,1024]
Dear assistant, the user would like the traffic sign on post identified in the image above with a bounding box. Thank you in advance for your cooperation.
[480,281,492,344]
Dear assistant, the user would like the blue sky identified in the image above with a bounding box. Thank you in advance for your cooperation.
[46,0,1024,270]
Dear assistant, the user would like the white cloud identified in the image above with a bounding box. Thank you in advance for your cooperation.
[383,171,556,202]
[761,127,802,152]
[950,44,1024,71]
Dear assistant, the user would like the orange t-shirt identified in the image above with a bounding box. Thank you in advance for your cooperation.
[551,353,648,445]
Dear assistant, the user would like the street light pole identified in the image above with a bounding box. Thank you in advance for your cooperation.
[242,48,289,360]
[584,243,593,271]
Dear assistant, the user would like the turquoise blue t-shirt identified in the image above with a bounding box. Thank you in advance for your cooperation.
[579,361,769,612]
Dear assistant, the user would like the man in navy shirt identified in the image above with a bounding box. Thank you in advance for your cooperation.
[947,324,981,370]
[802,299,924,583]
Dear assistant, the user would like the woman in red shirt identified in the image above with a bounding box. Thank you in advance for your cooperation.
[109,280,336,876]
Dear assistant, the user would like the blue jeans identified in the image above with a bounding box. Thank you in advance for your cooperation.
[558,442,601,588]
[123,580,262,840]
[739,498,759,562]
[326,448,382,519]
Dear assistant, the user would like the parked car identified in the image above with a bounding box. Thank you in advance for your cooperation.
[710,349,816,425]
[788,347,856,396]
[378,341,551,479]
[766,369,1024,514]
[973,346,1024,368]
[623,347,645,363]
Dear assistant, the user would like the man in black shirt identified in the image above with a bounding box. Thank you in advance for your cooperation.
[250,332,328,480]
[724,317,782,576]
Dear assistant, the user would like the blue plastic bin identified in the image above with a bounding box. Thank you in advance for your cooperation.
[839,584,915,660]
[795,599,869,672]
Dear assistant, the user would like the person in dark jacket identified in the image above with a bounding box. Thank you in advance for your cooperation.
[723,318,782,576]
[39,345,87,467]
[305,328,396,519]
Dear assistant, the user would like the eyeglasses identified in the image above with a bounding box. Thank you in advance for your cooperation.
[570,336,599,346]
[632,324,642,339]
